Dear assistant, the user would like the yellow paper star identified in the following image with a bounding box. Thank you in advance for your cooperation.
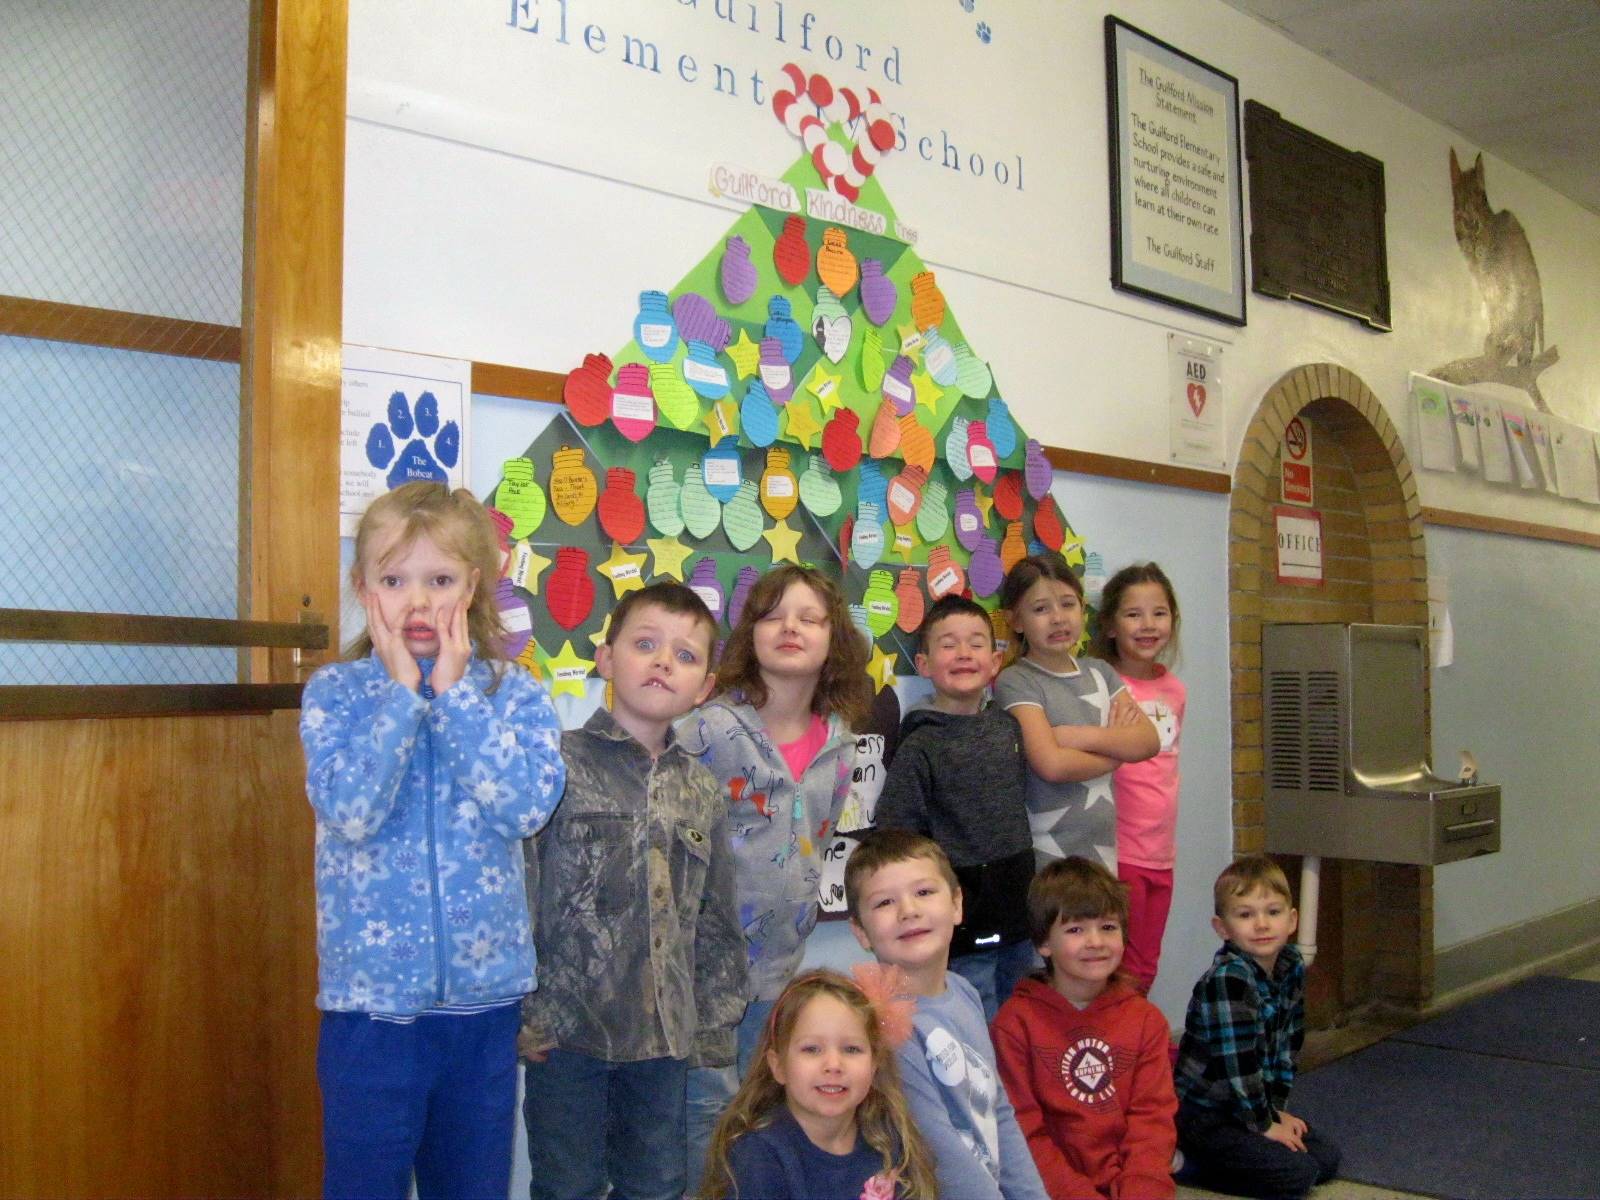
[891,523,919,563]
[727,328,761,380]
[511,542,553,595]
[597,541,648,599]
[1060,535,1086,569]
[806,364,843,413]
[762,517,804,565]
[866,643,898,693]
[782,399,822,450]
[973,484,995,525]
[896,322,927,358]
[540,639,595,701]
[648,534,694,581]
[912,368,944,413]
[588,612,613,651]
[702,398,739,443]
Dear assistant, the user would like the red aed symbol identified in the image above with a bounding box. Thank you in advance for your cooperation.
[1187,382,1206,418]
[1285,417,1309,461]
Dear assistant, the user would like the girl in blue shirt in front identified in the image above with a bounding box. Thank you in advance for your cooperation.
[301,482,565,1200]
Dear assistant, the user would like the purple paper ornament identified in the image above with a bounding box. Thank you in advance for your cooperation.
[954,487,985,551]
[881,354,915,416]
[672,292,731,352]
[720,236,757,305]
[728,564,761,628]
[1024,438,1052,500]
[859,259,897,326]
[687,557,725,623]
[495,577,532,659]
[758,337,794,403]
[969,536,1004,598]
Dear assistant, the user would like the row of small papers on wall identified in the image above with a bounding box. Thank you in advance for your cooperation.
[1411,373,1600,504]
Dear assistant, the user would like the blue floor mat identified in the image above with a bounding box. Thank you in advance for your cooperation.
[1290,1039,1600,1199]
[1390,975,1600,1071]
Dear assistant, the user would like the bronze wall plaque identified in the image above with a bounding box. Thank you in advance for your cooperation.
[1245,100,1390,331]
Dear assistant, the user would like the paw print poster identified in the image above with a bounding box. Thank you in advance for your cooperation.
[340,345,472,535]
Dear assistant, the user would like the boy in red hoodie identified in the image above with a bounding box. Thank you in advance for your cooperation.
[992,857,1177,1199]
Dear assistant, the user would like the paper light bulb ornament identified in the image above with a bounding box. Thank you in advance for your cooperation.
[1032,494,1066,552]
[1000,520,1028,573]
[838,515,853,568]
[650,362,699,430]
[672,292,731,351]
[758,337,794,403]
[898,414,935,473]
[741,379,780,448]
[857,459,888,514]
[886,463,927,527]
[564,353,614,427]
[687,557,725,623]
[546,546,596,630]
[816,227,859,296]
[922,328,957,387]
[969,536,1004,598]
[895,568,925,634]
[797,454,842,517]
[811,286,852,363]
[954,487,985,551]
[597,466,645,544]
[703,437,743,504]
[550,446,598,526]
[990,608,1013,657]
[680,459,722,539]
[683,341,730,400]
[495,457,546,539]
[881,354,915,416]
[861,327,886,390]
[916,476,950,542]
[646,459,684,537]
[925,545,965,599]
[993,471,1024,522]
[868,397,901,460]
[765,296,804,364]
[859,259,896,325]
[909,271,947,331]
[773,214,810,287]
[851,501,885,569]
[848,602,872,645]
[495,577,533,659]
[632,291,678,362]
[720,236,757,305]
[966,420,999,484]
[945,415,973,482]
[759,447,799,520]
[728,564,761,628]
[1024,439,1052,500]
[986,397,1017,459]
[486,507,514,556]
[821,408,863,472]
[862,569,899,638]
[610,363,657,442]
[952,343,993,399]
[723,479,764,551]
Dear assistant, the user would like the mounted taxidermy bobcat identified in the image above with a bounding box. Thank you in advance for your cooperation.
[1449,147,1544,367]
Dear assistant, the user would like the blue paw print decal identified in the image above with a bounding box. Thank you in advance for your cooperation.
[976,21,991,43]
[365,390,461,489]
[959,0,974,11]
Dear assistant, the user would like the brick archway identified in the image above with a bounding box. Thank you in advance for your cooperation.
[1229,364,1433,1021]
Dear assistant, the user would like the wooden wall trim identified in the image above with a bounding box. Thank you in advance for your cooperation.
[1421,505,1600,551]
[473,360,564,404]
[0,293,241,363]
[0,683,304,720]
[0,608,327,650]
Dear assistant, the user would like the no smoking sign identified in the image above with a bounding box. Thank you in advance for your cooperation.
[1281,416,1313,505]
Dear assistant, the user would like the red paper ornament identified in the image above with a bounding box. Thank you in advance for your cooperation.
[838,514,854,566]
[886,464,927,527]
[1032,494,1066,551]
[925,545,965,599]
[822,408,864,472]
[993,471,1024,522]
[597,466,645,544]
[895,567,925,634]
[563,353,614,427]
[773,215,811,286]
[485,506,514,551]
[546,546,596,631]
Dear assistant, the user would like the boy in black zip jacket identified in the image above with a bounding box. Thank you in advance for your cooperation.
[875,594,1037,1020]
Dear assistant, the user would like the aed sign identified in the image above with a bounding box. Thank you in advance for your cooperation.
[1281,416,1313,505]
[1274,505,1323,587]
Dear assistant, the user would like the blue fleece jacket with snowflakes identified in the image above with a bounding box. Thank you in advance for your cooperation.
[301,652,565,1015]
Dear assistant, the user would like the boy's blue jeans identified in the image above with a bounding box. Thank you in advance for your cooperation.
[683,999,768,1195]
[951,936,1039,1022]
[318,1004,520,1200]
[524,1048,689,1200]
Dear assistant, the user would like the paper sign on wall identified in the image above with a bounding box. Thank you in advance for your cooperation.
[1274,505,1323,587]
[1410,374,1456,472]
[341,345,470,536]
[1168,333,1225,469]
[1281,416,1314,505]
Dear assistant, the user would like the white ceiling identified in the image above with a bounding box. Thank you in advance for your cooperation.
[1219,0,1600,215]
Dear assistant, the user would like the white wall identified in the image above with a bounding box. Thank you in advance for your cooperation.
[346,1,1600,965]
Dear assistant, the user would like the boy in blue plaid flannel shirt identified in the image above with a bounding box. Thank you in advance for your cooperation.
[1173,855,1339,1199]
